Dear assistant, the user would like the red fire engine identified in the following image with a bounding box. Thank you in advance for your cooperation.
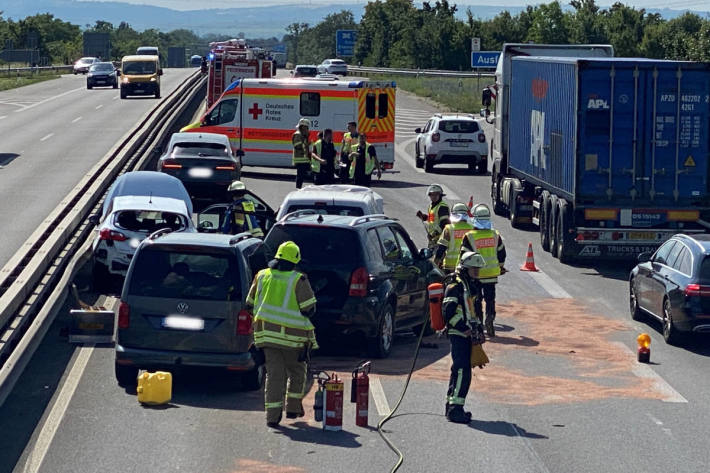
[206,39,273,107]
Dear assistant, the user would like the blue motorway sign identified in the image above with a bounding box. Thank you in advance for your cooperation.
[336,30,358,57]
[471,51,500,69]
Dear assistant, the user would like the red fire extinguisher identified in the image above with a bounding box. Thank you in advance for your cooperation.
[323,373,343,431]
[428,283,445,331]
[351,361,371,427]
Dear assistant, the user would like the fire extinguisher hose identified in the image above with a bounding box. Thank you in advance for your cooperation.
[376,315,428,473]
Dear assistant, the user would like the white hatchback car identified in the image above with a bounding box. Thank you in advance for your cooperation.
[317,59,348,76]
[414,114,487,174]
[92,196,196,285]
[276,184,384,221]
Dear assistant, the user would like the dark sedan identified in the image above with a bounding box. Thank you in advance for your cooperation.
[629,233,710,344]
[87,62,118,89]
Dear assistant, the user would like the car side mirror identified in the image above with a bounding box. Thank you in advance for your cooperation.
[481,88,492,107]
[88,214,100,226]
[419,248,433,259]
[638,251,652,263]
[415,127,422,134]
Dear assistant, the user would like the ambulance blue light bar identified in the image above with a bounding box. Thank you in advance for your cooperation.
[224,79,241,92]
[348,81,364,88]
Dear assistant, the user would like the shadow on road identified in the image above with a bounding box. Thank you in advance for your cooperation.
[425,166,488,177]
[372,179,428,189]
[469,420,548,439]
[242,170,297,183]
[487,334,539,348]
[272,421,362,448]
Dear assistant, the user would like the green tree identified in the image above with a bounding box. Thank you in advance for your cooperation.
[297,11,357,63]
[526,2,569,44]
[284,22,309,64]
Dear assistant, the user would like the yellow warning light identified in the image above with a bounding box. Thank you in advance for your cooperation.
[637,333,651,349]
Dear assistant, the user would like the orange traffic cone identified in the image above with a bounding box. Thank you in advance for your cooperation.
[467,196,474,216]
[520,242,539,272]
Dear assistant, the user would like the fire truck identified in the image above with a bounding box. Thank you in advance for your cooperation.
[206,39,273,107]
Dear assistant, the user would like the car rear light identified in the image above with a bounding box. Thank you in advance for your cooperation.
[161,159,182,169]
[215,164,236,170]
[237,310,253,335]
[99,228,128,241]
[684,284,710,297]
[478,133,486,143]
[432,133,440,142]
[118,301,130,329]
[349,267,369,297]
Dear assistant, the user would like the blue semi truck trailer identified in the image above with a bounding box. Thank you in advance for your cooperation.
[486,54,710,262]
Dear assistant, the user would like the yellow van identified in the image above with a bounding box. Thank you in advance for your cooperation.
[119,55,162,99]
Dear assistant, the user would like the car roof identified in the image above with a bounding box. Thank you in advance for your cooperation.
[122,55,159,61]
[169,132,230,146]
[147,232,245,249]
[278,213,394,229]
[111,195,189,215]
[436,114,478,121]
[295,64,318,68]
[103,171,192,216]
[673,234,710,253]
[91,62,114,67]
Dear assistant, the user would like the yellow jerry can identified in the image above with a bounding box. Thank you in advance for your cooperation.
[137,371,172,405]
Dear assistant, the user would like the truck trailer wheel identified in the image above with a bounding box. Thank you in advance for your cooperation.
[539,191,551,251]
[509,182,524,229]
[549,196,559,256]
[556,199,575,263]
[491,175,506,216]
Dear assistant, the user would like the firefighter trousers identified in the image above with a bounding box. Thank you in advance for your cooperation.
[263,346,308,423]
[447,335,472,406]
[295,163,311,189]
[474,282,496,324]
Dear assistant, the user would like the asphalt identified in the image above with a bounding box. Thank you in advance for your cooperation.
[0,68,197,270]
[1,83,710,473]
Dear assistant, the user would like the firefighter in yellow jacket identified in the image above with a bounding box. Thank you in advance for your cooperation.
[292,118,312,189]
[416,184,450,249]
[246,241,318,428]
[434,202,474,273]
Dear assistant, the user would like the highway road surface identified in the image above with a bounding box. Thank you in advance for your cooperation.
[1,85,709,473]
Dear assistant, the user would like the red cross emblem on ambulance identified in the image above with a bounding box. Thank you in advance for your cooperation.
[248,103,263,120]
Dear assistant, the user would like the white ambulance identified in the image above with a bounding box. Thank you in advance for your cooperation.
[182,78,396,169]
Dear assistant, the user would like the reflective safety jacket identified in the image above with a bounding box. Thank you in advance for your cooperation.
[292,130,310,165]
[442,276,481,337]
[340,131,357,162]
[221,199,264,238]
[437,220,474,271]
[425,200,450,243]
[246,268,318,350]
[460,229,504,283]
[348,142,375,178]
[311,139,322,173]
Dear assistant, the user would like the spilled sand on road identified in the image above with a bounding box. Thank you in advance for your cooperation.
[233,459,306,473]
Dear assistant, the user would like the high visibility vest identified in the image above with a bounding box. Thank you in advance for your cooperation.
[439,220,474,271]
[292,131,310,165]
[444,277,476,338]
[311,140,322,173]
[349,142,375,178]
[341,132,355,160]
[426,200,449,241]
[252,269,318,349]
[463,229,501,282]
[222,199,263,238]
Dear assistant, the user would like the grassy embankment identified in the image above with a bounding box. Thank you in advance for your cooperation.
[0,67,62,91]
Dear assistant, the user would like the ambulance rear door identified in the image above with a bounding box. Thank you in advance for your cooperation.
[358,82,396,168]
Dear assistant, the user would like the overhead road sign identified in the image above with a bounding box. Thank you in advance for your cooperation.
[471,51,499,69]
[336,30,358,57]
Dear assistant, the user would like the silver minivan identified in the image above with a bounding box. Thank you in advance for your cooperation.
[115,232,263,389]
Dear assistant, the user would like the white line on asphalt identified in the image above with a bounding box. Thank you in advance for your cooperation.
[508,422,553,473]
[647,413,663,425]
[95,104,103,110]
[71,116,82,123]
[39,133,54,142]
[614,342,687,403]
[526,271,572,299]
[0,115,7,120]
[14,87,84,113]
[112,96,119,100]
[369,375,390,416]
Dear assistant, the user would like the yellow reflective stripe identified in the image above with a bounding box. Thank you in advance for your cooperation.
[453,368,464,402]
[254,334,309,349]
[443,297,458,304]
[447,396,465,405]
[256,307,314,329]
[287,392,304,399]
[449,310,463,327]
[265,401,283,408]
[299,297,317,309]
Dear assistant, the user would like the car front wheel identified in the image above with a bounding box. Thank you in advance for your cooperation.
[629,280,644,321]
[662,297,682,345]
[368,303,394,358]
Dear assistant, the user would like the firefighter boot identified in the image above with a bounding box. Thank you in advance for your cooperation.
[267,412,282,428]
[446,405,472,424]
[485,314,495,337]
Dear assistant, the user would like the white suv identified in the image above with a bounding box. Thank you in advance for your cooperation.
[414,114,487,174]
[317,59,348,76]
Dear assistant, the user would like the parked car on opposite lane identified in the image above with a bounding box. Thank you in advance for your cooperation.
[74,57,98,74]
[87,62,118,89]
[317,59,348,76]
[630,234,710,344]
[276,184,384,220]
[415,114,488,174]
[157,132,241,199]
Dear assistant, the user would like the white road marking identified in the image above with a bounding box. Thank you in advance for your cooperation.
[614,342,687,403]
[14,86,84,112]
[647,413,663,425]
[508,422,553,473]
[95,104,103,110]
[112,95,119,100]
[369,375,390,416]
[0,115,7,120]
[526,271,572,299]
[71,116,82,123]
[39,133,54,142]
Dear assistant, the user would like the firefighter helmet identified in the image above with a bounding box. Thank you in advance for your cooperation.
[459,251,486,269]
[275,241,301,264]
[473,203,491,220]
[452,202,469,214]
[427,183,444,196]
[227,180,246,193]
[297,118,311,128]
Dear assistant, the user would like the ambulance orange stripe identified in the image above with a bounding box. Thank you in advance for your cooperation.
[242,87,356,98]
[243,148,293,154]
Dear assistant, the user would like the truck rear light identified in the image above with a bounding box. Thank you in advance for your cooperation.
[477,133,486,143]
[99,228,128,241]
[612,231,621,241]
[237,310,253,335]
[576,231,599,241]
[161,159,182,169]
[118,301,130,329]
[349,267,369,297]
[432,133,440,142]
[685,284,710,297]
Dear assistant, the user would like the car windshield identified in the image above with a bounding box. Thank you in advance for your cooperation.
[113,210,187,233]
[172,143,230,157]
[90,63,113,72]
[284,204,364,217]
[331,60,345,65]
[123,61,156,74]
[128,246,240,301]
[439,120,479,133]
[297,67,317,75]
[79,58,94,64]
[264,225,360,266]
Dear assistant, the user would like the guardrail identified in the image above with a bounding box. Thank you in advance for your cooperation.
[0,71,207,406]
[347,65,494,78]
[0,65,73,75]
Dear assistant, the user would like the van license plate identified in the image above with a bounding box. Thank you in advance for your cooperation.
[163,316,204,331]
[450,142,468,147]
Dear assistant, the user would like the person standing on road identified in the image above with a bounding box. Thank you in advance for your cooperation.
[339,121,359,183]
[459,203,506,337]
[434,202,474,273]
[442,251,487,424]
[292,118,312,189]
[221,180,264,238]
[349,133,381,187]
[311,129,336,185]
[416,184,450,249]
[246,241,318,428]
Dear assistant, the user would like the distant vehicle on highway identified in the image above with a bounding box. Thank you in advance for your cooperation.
[119,54,162,99]
[114,231,264,388]
[136,46,159,57]
[86,62,118,89]
[291,65,318,78]
[157,132,241,199]
[91,195,195,286]
[415,113,487,174]
[260,213,442,358]
[317,59,348,76]
[630,234,710,344]
[190,54,202,67]
[73,57,98,74]
[101,171,193,220]
[276,184,384,221]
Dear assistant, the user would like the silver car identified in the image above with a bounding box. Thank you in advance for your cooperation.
[317,59,348,76]
[276,184,384,220]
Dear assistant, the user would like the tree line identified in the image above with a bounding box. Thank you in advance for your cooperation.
[284,0,710,69]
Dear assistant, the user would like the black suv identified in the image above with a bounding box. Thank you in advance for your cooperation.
[261,213,443,358]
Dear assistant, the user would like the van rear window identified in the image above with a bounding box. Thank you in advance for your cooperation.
[264,225,360,266]
[172,143,230,157]
[129,247,240,301]
[439,120,479,133]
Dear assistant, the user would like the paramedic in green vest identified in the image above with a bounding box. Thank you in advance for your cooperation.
[221,180,264,238]
[292,118,312,189]
[246,241,318,428]
[339,121,358,183]
[349,133,381,187]
[416,184,451,249]
[459,204,506,337]
[442,251,486,424]
[434,202,474,273]
[311,128,336,185]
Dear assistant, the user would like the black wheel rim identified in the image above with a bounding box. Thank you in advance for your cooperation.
[663,300,672,338]
[630,285,637,314]
[382,309,393,352]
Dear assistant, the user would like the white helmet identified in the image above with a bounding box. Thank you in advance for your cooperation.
[459,251,486,270]
[297,118,311,128]
[427,183,444,196]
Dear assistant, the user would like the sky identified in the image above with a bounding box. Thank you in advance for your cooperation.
[81,0,710,11]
